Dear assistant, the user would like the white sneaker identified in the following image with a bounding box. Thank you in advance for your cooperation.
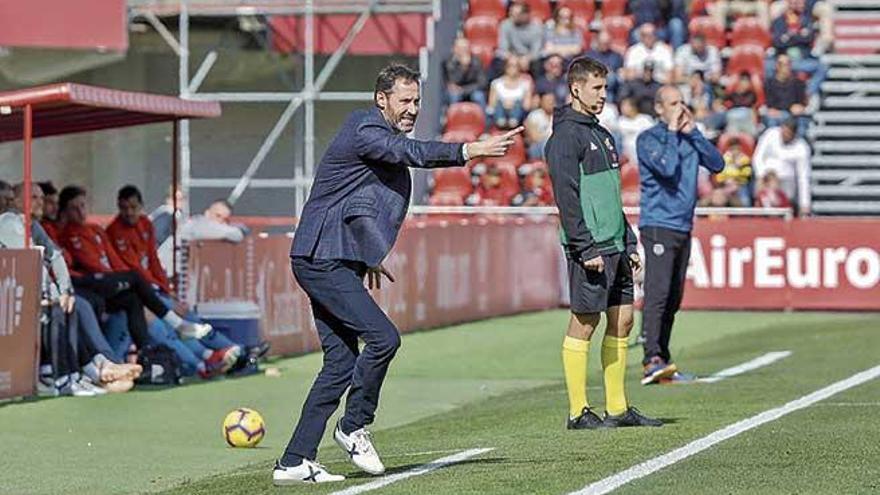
[334,422,385,475]
[77,377,108,396]
[272,459,345,485]
[36,379,59,397]
[178,321,213,339]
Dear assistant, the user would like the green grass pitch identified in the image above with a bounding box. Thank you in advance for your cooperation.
[1,310,878,494]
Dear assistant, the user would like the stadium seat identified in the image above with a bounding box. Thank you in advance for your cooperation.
[470,42,496,69]
[601,0,627,17]
[559,0,596,22]
[602,16,634,54]
[619,159,640,190]
[724,72,766,107]
[688,16,726,49]
[468,0,507,20]
[730,17,772,49]
[727,45,767,79]
[442,128,482,144]
[445,102,486,136]
[464,16,499,47]
[573,16,594,48]
[717,132,756,157]
[689,0,708,17]
[488,129,526,164]
[429,191,466,206]
[524,0,553,21]
[432,168,474,198]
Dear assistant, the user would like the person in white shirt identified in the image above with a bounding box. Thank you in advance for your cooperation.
[158,199,249,277]
[524,91,555,159]
[673,34,722,84]
[752,118,811,215]
[617,98,655,163]
[624,23,674,84]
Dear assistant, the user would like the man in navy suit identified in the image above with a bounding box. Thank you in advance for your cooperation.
[273,64,522,486]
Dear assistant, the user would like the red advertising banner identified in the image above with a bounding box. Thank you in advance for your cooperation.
[0,0,128,51]
[184,217,563,356]
[270,14,427,55]
[678,217,880,310]
[0,250,42,400]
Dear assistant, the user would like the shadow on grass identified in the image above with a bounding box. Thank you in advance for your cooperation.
[344,456,508,480]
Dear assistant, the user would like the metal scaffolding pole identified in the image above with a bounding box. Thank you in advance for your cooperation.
[178,0,191,220]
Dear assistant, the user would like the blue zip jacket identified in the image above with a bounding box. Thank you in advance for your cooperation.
[636,124,724,233]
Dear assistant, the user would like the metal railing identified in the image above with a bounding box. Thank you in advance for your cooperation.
[408,206,795,219]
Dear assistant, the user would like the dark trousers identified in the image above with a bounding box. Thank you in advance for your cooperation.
[640,226,691,365]
[72,271,169,348]
[283,257,401,462]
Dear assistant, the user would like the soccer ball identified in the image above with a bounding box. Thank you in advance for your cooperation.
[222,408,266,448]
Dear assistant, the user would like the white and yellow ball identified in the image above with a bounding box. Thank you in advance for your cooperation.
[222,408,266,448]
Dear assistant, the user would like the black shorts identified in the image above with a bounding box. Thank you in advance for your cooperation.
[567,252,634,314]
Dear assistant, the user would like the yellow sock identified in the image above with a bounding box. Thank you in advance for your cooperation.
[602,335,629,416]
[562,336,590,418]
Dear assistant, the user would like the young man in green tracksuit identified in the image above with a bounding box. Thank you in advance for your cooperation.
[546,57,661,430]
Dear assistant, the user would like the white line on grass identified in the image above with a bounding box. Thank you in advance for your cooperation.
[570,363,880,495]
[329,447,494,495]
[698,351,792,383]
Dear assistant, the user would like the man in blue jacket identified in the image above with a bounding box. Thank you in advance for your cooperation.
[274,64,522,485]
[636,86,724,385]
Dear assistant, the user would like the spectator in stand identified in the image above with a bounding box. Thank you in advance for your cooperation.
[107,185,242,378]
[709,0,771,29]
[496,2,544,75]
[765,54,808,132]
[752,118,811,215]
[535,54,569,107]
[0,180,12,213]
[585,30,624,103]
[618,97,655,163]
[525,91,556,159]
[513,167,554,206]
[487,56,534,130]
[620,61,661,117]
[542,6,585,62]
[725,73,760,134]
[673,34,721,84]
[718,138,755,206]
[681,71,713,111]
[755,170,792,208]
[443,37,487,108]
[631,0,688,49]
[467,165,514,206]
[624,23,675,84]
[150,185,183,247]
[770,0,827,98]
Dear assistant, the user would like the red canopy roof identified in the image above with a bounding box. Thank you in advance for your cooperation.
[0,83,221,142]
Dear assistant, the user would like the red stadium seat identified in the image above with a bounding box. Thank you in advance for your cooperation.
[559,0,596,22]
[689,0,708,17]
[602,16,634,55]
[524,0,553,21]
[470,42,496,69]
[432,168,474,197]
[601,0,627,17]
[429,191,466,206]
[619,159,640,190]
[727,45,767,79]
[468,0,507,20]
[573,16,594,48]
[487,129,526,164]
[464,16,499,47]
[442,129,481,144]
[717,132,756,157]
[445,102,486,136]
[688,16,726,49]
[730,17,772,49]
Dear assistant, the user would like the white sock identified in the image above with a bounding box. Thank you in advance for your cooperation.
[163,311,184,329]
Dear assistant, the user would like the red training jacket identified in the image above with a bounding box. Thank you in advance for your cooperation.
[60,222,129,276]
[105,215,172,294]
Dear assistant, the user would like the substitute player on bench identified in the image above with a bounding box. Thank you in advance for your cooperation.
[547,57,662,430]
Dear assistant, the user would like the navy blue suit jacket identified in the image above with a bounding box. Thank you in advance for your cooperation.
[291,107,466,266]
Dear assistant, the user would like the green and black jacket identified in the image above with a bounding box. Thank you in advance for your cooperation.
[545,105,637,263]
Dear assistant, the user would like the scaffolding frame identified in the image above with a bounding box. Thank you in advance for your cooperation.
[130,0,438,217]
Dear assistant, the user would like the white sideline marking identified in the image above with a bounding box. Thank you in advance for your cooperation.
[569,364,880,495]
[698,351,792,384]
[329,448,494,495]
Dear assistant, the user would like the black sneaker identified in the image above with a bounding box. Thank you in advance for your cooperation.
[567,407,605,430]
[603,407,663,428]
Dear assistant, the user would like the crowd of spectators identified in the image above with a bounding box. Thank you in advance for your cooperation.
[0,180,261,397]
[436,0,827,215]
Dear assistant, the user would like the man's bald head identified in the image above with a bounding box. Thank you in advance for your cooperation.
[654,85,685,125]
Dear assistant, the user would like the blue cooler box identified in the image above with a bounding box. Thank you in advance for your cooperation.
[197,301,263,348]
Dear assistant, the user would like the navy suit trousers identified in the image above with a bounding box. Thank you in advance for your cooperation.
[283,257,401,462]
